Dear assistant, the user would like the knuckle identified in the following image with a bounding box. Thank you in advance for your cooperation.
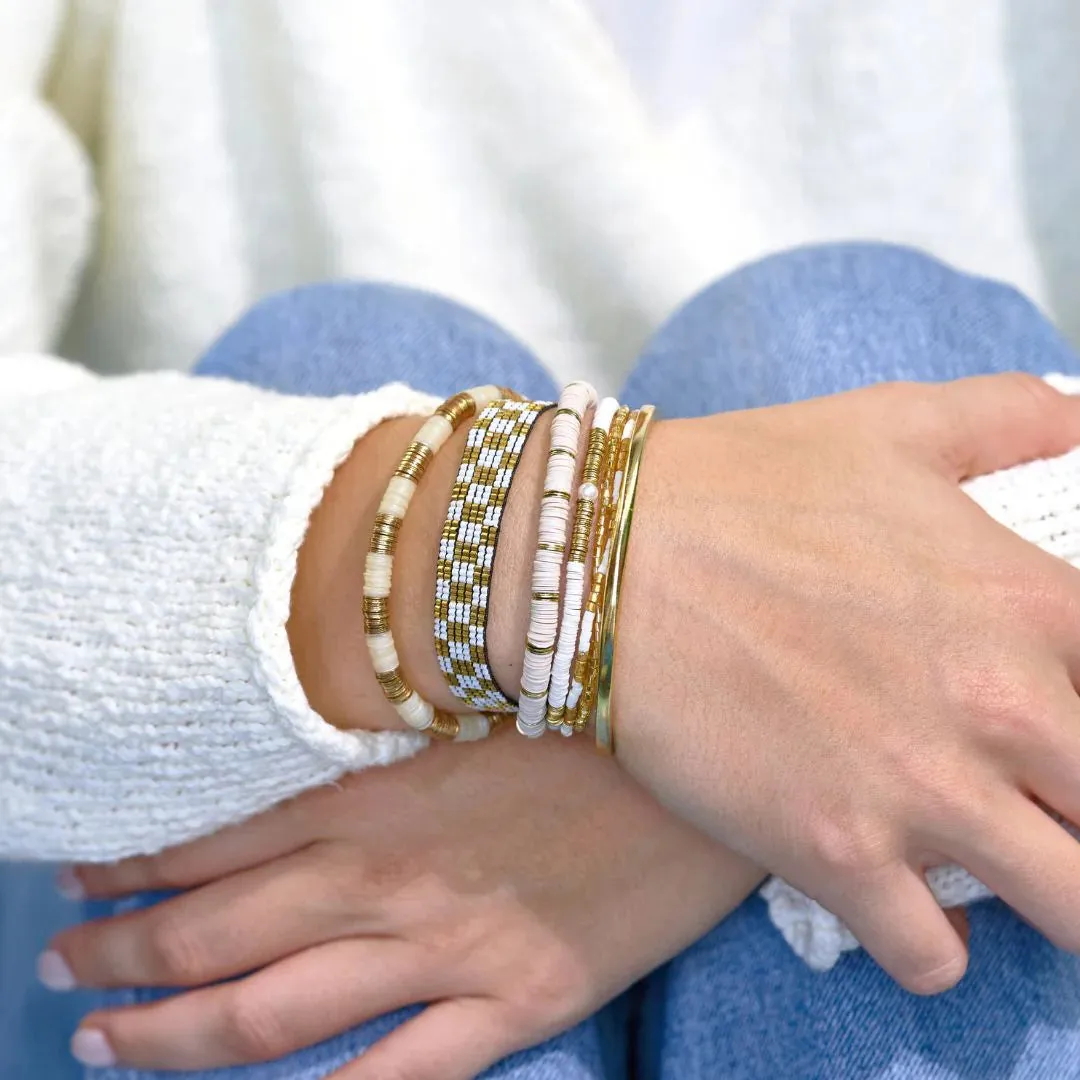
[422,913,484,965]
[222,992,292,1062]
[806,811,893,880]
[943,658,1049,746]
[505,948,586,1024]
[998,370,1058,414]
[145,913,208,984]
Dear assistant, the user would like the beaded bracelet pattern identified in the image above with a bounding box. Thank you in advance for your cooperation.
[517,380,598,738]
[546,396,619,735]
[566,406,632,732]
[435,397,552,713]
[364,385,508,743]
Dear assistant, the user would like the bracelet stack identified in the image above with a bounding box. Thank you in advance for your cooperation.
[365,379,654,751]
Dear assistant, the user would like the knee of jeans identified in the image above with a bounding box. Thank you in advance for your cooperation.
[195,281,557,400]
[628,241,1075,413]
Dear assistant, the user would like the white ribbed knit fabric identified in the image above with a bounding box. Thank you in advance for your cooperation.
[761,370,1080,969]
[0,360,436,861]
[6,2,1080,388]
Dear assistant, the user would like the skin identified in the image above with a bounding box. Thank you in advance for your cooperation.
[48,372,1080,1074]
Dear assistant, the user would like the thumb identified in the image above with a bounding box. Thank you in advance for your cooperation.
[928,372,1080,481]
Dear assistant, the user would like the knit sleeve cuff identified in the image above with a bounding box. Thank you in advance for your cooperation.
[0,373,439,861]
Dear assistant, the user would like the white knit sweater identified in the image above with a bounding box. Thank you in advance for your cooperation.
[1,359,433,861]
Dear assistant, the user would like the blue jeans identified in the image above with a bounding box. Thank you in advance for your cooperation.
[4,243,1080,1079]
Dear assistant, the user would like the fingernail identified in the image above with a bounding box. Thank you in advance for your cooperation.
[55,866,85,901]
[71,1029,116,1068]
[36,950,77,991]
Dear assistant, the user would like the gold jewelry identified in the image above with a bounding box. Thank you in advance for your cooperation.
[594,405,655,754]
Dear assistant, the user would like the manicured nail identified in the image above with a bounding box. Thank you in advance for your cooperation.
[37,950,77,991]
[56,866,85,901]
[72,1028,116,1067]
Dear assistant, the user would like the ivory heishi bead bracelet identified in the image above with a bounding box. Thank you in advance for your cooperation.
[516,380,598,738]
[364,385,510,742]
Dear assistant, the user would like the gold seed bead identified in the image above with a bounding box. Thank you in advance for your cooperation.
[555,406,582,420]
[536,541,565,554]
[543,488,572,502]
[526,640,556,656]
[396,441,434,484]
[370,513,401,555]
[532,591,561,602]
[429,710,462,740]
[549,446,575,459]
[375,667,411,704]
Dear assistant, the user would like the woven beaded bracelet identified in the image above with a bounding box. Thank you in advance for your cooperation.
[364,385,509,742]
[435,397,552,713]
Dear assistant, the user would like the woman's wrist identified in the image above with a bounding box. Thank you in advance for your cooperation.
[288,412,550,732]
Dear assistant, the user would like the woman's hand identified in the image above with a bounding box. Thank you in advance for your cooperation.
[49,735,762,1077]
[613,373,1080,994]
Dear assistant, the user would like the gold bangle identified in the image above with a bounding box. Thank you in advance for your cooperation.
[594,405,655,754]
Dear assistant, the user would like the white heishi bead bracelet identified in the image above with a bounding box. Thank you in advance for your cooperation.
[517,380,598,738]
[364,384,507,742]
[546,396,618,735]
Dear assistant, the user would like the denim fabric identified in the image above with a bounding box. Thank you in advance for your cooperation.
[4,242,1080,1079]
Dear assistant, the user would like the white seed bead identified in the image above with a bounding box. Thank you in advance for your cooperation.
[366,632,399,673]
[379,475,415,518]
[395,692,434,731]
[560,724,574,737]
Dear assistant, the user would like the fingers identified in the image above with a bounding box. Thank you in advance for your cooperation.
[943,906,970,948]
[75,800,314,898]
[950,793,1080,956]
[54,845,373,988]
[75,938,435,1071]
[330,999,520,1080]
[819,864,968,995]
[926,374,1080,481]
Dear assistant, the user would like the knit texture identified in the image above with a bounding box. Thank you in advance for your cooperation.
[761,373,1080,969]
[0,368,437,861]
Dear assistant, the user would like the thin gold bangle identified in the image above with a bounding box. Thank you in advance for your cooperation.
[594,405,655,754]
